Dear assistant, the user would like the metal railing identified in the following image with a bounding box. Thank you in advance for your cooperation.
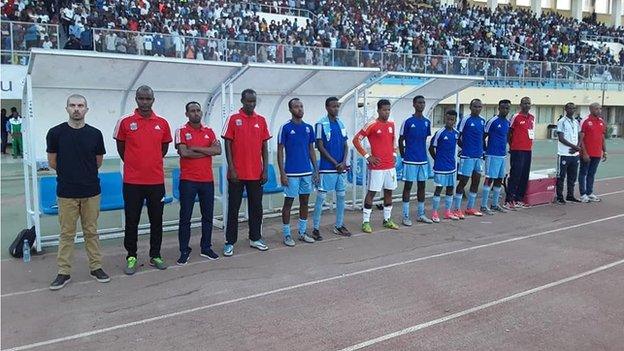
[580,33,624,44]
[254,2,315,18]
[2,22,623,90]
[1,21,61,64]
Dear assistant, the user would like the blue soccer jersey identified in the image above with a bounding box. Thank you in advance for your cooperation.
[315,120,347,173]
[484,115,510,157]
[457,115,486,158]
[278,120,315,176]
[400,115,431,165]
[430,128,459,173]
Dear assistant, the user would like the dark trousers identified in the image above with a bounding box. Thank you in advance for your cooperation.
[178,180,214,254]
[579,157,601,196]
[1,131,7,153]
[226,180,263,245]
[506,150,532,202]
[123,183,165,259]
[556,155,579,199]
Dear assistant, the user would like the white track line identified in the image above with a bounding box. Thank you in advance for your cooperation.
[337,258,624,351]
[3,213,623,351]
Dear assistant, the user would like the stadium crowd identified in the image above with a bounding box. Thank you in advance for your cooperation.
[3,0,623,68]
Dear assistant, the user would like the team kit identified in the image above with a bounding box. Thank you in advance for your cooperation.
[46,88,607,290]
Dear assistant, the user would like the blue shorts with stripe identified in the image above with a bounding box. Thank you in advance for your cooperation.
[284,175,312,198]
[402,163,431,182]
[318,172,347,194]
[458,157,483,177]
[484,155,506,179]
[434,172,456,187]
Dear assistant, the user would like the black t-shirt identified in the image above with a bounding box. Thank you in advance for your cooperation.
[46,122,106,198]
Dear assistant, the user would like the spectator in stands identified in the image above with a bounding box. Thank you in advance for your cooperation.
[114,85,173,274]
[46,94,110,291]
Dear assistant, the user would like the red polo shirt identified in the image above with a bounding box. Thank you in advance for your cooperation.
[509,112,535,151]
[175,123,216,182]
[222,109,271,180]
[581,114,605,158]
[113,109,172,185]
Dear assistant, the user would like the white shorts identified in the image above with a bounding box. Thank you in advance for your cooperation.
[367,168,398,192]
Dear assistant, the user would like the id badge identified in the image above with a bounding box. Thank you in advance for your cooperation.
[528,129,535,140]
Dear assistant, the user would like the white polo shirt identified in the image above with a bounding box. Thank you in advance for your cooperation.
[556,116,579,156]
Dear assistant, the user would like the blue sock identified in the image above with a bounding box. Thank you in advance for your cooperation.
[453,194,463,210]
[298,218,307,235]
[481,185,491,209]
[336,193,346,227]
[467,192,477,209]
[445,195,453,211]
[283,224,291,238]
[402,201,410,219]
[313,191,326,230]
[417,201,425,217]
[492,186,501,207]
[432,196,441,211]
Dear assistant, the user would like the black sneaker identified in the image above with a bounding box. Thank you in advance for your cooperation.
[200,248,219,260]
[333,225,352,237]
[556,198,566,204]
[311,229,323,241]
[90,269,111,283]
[566,196,582,203]
[49,274,71,290]
[177,250,191,265]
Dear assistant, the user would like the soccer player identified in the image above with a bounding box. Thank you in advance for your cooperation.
[480,99,511,214]
[222,89,272,256]
[454,99,486,219]
[277,98,319,247]
[352,99,399,233]
[174,102,222,265]
[555,102,581,204]
[579,102,607,203]
[312,97,351,239]
[398,95,433,225]
[114,86,173,274]
[429,110,460,222]
[505,97,535,209]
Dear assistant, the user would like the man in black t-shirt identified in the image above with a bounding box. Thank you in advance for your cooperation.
[46,94,110,290]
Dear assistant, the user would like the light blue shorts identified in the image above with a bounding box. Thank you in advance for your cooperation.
[318,172,347,194]
[434,172,456,187]
[484,155,506,179]
[458,157,483,177]
[284,175,312,198]
[402,163,431,182]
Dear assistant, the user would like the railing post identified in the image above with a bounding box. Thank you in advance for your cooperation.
[331,48,334,66]
[92,29,97,52]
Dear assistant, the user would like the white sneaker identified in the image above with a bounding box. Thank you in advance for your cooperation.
[580,195,590,203]
[402,217,413,226]
[588,194,601,202]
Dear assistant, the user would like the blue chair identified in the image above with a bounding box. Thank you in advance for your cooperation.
[347,157,364,186]
[395,154,404,180]
[39,176,59,215]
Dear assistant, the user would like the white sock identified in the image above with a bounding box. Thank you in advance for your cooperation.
[363,208,372,222]
[383,206,392,220]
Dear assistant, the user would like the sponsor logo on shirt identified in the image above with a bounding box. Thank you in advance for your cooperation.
[204,134,209,139]
[155,125,161,130]
[290,129,296,134]
[443,136,448,140]
[410,124,415,128]
[376,129,382,134]
[254,124,260,128]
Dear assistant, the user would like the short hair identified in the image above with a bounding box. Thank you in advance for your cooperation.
[564,102,575,108]
[241,89,256,99]
[288,98,301,109]
[185,101,201,112]
[470,98,482,106]
[377,99,391,109]
[589,102,601,109]
[11,107,17,112]
[520,96,531,103]
[325,96,339,106]
[66,94,88,107]
[498,99,511,106]
[445,110,458,117]
[413,95,425,103]
[136,85,153,96]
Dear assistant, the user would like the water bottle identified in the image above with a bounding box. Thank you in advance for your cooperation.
[23,239,31,263]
